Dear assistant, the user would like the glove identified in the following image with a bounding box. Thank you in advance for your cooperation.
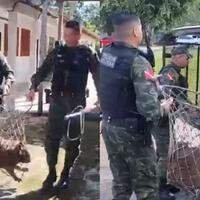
[3,84,10,95]
[27,89,36,102]
[160,97,173,116]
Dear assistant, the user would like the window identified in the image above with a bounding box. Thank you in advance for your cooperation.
[20,28,30,56]
[16,27,19,56]
[4,24,8,56]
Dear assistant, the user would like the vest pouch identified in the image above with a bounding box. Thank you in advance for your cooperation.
[124,118,152,147]
[123,118,138,132]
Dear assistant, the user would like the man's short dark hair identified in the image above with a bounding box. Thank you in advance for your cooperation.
[65,20,80,33]
[111,11,140,26]
[110,12,141,39]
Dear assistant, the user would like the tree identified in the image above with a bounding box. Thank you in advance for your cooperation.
[173,0,200,27]
[100,0,195,40]
[75,2,100,33]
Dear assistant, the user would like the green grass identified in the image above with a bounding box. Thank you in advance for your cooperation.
[153,47,199,92]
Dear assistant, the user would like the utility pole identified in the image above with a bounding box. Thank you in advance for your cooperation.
[38,0,49,115]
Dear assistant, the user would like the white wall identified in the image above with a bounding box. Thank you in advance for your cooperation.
[15,13,36,83]
[81,32,98,49]
[47,22,58,49]
[0,19,6,53]
[15,12,58,83]
[0,7,8,19]
[0,4,58,84]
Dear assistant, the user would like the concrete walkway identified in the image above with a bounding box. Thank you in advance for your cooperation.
[100,136,113,200]
[100,136,137,200]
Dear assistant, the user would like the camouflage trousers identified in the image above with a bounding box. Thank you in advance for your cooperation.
[45,95,84,175]
[155,120,170,185]
[102,118,159,200]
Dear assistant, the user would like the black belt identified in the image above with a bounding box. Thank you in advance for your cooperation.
[103,112,144,122]
[52,90,78,97]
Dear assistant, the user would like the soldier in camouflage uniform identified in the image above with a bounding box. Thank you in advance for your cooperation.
[27,20,99,191]
[0,54,14,106]
[0,55,14,111]
[157,46,192,199]
[99,12,168,200]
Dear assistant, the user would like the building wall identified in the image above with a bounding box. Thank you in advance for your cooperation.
[15,12,37,83]
[0,7,8,54]
[0,4,58,84]
[0,19,6,53]
[0,2,98,85]
[47,18,58,52]
[81,32,98,48]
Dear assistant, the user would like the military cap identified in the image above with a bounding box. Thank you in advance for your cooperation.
[171,46,192,58]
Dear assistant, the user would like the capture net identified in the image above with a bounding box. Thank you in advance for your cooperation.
[161,85,200,198]
[0,97,33,142]
[0,110,25,142]
[0,100,33,181]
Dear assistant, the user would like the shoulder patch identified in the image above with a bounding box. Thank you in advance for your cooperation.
[162,67,178,81]
[144,69,154,80]
[100,52,117,69]
[167,71,174,80]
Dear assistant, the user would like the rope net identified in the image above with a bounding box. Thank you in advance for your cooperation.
[0,110,25,142]
[161,85,200,197]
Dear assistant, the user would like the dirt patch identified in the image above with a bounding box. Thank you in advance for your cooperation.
[0,114,99,200]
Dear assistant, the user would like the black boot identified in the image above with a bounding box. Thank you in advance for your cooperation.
[159,189,176,200]
[159,178,176,200]
[55,143,80,190]
[41,167,57,192]
[55,169,69,190]
[166,184,180,194]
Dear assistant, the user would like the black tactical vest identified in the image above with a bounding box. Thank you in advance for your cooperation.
[100,42,140,119]
[52,45,91,97]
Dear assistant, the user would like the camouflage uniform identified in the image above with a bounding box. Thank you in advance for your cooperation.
[30,44,99,181]
[0,54,14,105]
[157,63,188,188]
[100,42,161,200]
[0,54,14,87]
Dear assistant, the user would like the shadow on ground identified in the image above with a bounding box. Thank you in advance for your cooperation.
[0,114,99,200]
